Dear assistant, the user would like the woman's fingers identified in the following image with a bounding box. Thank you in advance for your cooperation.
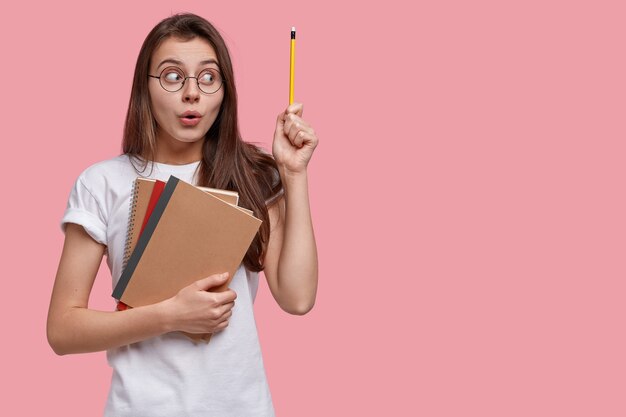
[213,288,237,305]
[283,113,314,147]
[213,319,229,332]
[272,101,318,171]
[218,302,235,318]
[167,277,238,334]
[283,113,309,133]
[212,307,234,333]
[292,126,315,147]
[286,102,303,117]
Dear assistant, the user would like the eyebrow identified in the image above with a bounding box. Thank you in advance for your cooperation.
[157,58,219,69]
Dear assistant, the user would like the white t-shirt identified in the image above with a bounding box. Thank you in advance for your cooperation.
[60,154,275,417]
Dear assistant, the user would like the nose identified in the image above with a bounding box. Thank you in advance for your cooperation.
[182,77,200,103]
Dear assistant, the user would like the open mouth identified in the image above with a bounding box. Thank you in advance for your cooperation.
[179,115,202,126]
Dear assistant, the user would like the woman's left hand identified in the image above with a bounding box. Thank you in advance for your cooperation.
[273,102,318,175]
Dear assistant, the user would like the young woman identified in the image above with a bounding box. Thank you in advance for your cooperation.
[47,13,318,416]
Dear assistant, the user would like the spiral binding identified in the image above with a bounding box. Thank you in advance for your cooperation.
[122,178,140,270]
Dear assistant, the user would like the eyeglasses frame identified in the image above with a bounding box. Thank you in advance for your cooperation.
[148,66,226,94]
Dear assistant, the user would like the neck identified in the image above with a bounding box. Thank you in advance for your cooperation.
[153,130,204,165]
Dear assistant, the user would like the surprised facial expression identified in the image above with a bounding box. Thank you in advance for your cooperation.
[148,36,225,147]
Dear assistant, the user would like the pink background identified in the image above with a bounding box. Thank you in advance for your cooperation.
[1,0,624,415]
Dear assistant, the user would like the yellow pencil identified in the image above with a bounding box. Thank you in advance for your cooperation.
[289,26,296,105]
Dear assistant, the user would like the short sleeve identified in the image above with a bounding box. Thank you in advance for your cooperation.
[60,177,107,245]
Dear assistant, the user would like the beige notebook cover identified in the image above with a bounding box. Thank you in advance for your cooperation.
[113,176,262,310]
[122,177,243,269]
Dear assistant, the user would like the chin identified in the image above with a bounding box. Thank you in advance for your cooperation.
[175,136,205,144]
[174,129,208,143]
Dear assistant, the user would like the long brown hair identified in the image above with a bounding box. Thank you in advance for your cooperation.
[122,13,283,272]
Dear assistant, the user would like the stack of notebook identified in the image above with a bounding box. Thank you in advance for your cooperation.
[113,176,262,342]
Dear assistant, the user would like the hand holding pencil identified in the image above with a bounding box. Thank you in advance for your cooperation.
[272,27,318,174]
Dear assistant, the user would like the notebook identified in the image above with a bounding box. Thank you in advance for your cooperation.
[122,177,240,270]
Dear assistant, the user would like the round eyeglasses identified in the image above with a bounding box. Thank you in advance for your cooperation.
[148,66,225,94]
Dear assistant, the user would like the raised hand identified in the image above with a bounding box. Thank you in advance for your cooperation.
[272,102,319,175]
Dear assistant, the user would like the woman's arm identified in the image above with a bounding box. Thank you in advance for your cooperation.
[47,223,236,355]
[263,102,319,315]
